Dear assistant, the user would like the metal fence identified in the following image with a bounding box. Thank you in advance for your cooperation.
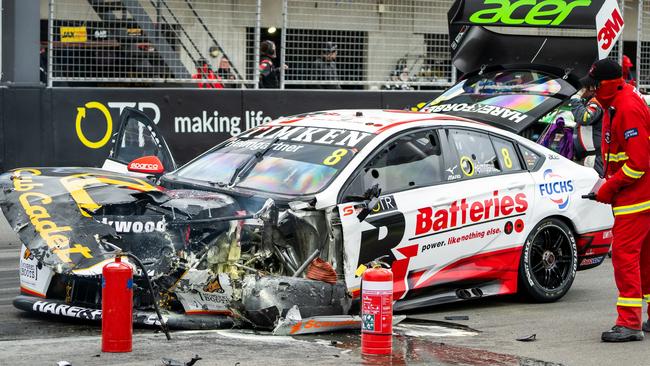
[47,0,455,89]
[45,0,635,89]
[283,0,454,89]
[47,0,259,87]
[638,0,650,90]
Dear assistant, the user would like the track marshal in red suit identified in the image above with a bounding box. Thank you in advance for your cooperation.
[584,58,650,342]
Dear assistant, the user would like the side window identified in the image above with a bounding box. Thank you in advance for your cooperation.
[344,130,445,197]
[448,129,500,177]
[519,145,542,170]
[491,136,522,172]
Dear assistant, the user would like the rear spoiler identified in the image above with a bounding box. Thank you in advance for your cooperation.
[448,0,624,76]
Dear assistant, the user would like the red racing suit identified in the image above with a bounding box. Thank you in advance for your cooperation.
[192,65,224,89]
[597,79,650,329]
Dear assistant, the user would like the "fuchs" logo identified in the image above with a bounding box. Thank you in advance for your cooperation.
[539,169,574,210]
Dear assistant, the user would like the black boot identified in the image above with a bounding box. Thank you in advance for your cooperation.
[643,321,650,332]
[601,326,644,342]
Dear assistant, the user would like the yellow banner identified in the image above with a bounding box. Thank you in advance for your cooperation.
[61,26,87,43]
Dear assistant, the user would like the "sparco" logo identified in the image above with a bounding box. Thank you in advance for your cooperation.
[130,162,160,171]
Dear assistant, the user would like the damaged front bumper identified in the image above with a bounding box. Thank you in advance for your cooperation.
[3,168,353,332]
[14,273,352,331]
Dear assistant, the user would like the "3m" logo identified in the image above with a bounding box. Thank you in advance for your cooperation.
[598,8,623,51]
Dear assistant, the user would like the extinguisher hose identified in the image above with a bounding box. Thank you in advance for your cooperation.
[123,252,172,341]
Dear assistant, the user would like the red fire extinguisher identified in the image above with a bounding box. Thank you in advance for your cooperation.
[361,265,393,355]
[102,256,133,353]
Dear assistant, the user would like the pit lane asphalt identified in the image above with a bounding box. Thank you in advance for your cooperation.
[0,211,645,366]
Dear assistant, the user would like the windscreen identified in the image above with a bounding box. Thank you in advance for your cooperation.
[174,125,374,196]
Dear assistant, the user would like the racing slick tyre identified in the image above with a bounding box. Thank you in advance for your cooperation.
[518,218,577,302]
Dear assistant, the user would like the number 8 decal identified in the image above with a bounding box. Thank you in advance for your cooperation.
[501,148,513,169]
[324,148,348,166]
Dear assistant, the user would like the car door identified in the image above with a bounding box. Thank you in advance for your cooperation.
[338,126,536,308]
[338,128,466,301]
[101,107,176,175]
[417,128,536,300]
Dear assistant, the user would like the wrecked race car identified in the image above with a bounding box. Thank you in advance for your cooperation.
[3,107,613,332]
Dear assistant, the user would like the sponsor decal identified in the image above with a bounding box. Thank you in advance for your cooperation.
[421,227,503,253]
[460,156,475,177]
[59,173,158,216]
[20,260,38,281]
[580,256,604,266]
[20,245,52,296]
[468,0,592,26]
[624,128,638,140]
[225,139,305,153]
[341,196,398,218]
[12,169,93,263]
[203,277,225,293]
[128,156,165,174]
[75,102,113,149]
[174,110,271,136]
[74,101,161,149]
[93,29,108,39]
[596,0,624,59]
[289,319,359,335]
[127,28,143,36]
[413,190,529,239]
[176,272,233,312]
[61,26,87,43]
[238,125,373,148]
[446,165,461,181]
[100,216,166,233]
[197,291,230,305]
[424,103,528,124]
[539,169,574,210]
[32,300,101,320]
[451,25,469,50]
[129,162,160,171]
[369,196,397,216]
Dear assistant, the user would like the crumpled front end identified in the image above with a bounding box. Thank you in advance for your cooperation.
[3,168,351,330]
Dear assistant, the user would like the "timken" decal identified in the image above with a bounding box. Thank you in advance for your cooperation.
[412,190,528,239]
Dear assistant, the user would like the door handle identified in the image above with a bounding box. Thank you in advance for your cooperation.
[504,183,526,190]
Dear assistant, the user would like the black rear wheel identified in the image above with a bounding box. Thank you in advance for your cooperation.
[518,218,577,302]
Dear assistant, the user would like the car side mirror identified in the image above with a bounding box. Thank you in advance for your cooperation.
[127,156,165,175]
[357,184,381,222]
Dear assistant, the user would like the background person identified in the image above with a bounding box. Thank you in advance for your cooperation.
[311,41,341,89]
[586,58,650,342]
[622,55,636,86]
[192,58,224,89]
[259,40,286,89]
[217,56,237,88]
[569,84,604,176]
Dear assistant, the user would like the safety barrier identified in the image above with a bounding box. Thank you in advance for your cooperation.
[0,87,439,171]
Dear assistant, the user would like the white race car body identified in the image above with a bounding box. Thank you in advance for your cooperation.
[7,107,613,328]
[276,109,613,307]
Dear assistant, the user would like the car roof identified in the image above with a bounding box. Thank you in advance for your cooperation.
[268,109,486,135]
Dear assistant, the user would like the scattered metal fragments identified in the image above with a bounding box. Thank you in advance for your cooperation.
[516,333,537,342]
[272,305,407,335]
[161,354,202,366]
[444,315,470,321]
